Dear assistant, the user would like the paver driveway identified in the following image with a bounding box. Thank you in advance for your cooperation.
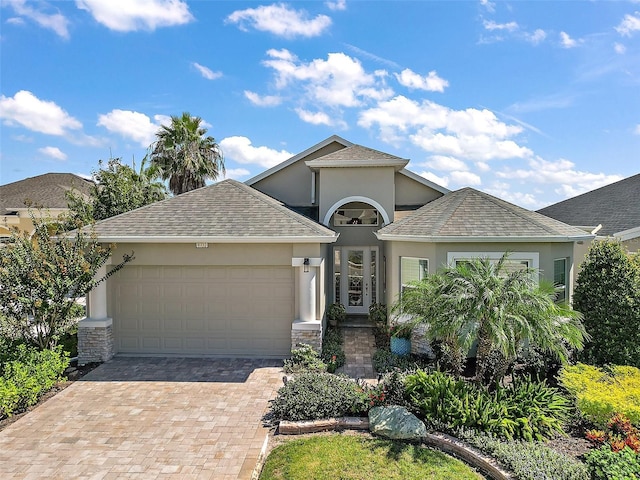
[0,357,284,480]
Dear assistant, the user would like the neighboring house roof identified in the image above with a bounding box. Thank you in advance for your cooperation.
[0,173,93,213]
[89,179,339,243]
[376,187,593,242]
[537,173,640,237]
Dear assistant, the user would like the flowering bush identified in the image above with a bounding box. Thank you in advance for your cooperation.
[586,413,640,453]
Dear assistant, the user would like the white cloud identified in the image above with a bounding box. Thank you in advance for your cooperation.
[3,0,69,38]
[616,12,640,36]
[475,161,490,172]
[76,0,193,32]
[38,146,67,161]
[326,0,346,11]
[223,168,251,179]
[483,20,518,32]
[559,31,578,48]
[634,124,640,135]
[244,91,283,107]
[496,157,624,199]
[614,42,626,54]
[0,90,81,135]
[525,29,546,45]
[480,0,496,13]
[418,171,449,188]
[395,69,449,93]
[359,95,531,161]
[344,44,400,69]
[423,155,468,171]
[219,136,292,169]
[484,185,539,208]
[295,108,333,126]
[262,49,391,108]
[192,62,222,80]
[97,109,163,146]
[226,3,331,38]
[450,171,481,186]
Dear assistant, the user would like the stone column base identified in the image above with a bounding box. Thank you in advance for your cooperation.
[291,319,323,353]
[78,317,114,365]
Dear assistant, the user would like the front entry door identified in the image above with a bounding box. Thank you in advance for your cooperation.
[339,247,378,315]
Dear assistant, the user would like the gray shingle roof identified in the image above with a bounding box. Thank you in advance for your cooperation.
[90,179,338,241]
[0,173,93,213]
[305,145,408,169]
[377,187,591,240]
[537,174,640,236]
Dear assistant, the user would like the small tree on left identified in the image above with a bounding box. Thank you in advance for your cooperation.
[0,213,132,349]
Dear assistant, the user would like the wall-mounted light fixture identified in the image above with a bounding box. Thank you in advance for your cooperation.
[303,257,310,273]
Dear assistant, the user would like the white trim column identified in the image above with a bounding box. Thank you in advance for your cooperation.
[78,263,114,365]
[88,264,108,320]
[291,257,323,352]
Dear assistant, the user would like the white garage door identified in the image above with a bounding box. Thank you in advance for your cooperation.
[109,265,294,357]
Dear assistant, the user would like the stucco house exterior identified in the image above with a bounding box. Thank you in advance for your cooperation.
[538,173,640,253]
[78,135,594,364]
[0,173,93,241]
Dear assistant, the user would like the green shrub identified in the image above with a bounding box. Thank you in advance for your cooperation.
[321,327,345,372]
[269,372,368,421]
[584,445,640,480]
[574,240,640,368]
[283,344,326,374]
[376,370,413,408]
[368,303,387,327]
[373,348,431,373]
[559,363,640,427]
[405,370,570,440]
[0,344,69,419]
[326,303,346,326]
[454,428,589,480]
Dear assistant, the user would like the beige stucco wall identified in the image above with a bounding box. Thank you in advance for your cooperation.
[1,209,68,237]
[251,141,345,207]
[394,172,444,206]
[623,237,640,253]
[318,167,396,225]
[383,240,578,307]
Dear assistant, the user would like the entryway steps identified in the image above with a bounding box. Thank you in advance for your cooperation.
[337,327,377,380]
[341,315,374,328]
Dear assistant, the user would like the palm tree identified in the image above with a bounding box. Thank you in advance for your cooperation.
[395,253,588,385]
[149,112,225,195]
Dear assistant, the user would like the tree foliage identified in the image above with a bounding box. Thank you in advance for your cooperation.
[149,112,225,196]
[574,239,640,367]
[394,254,588,384]
[0,213,132,349]
[65,157,168,226]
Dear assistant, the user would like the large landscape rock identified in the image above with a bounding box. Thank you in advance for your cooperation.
[369,405,427,440]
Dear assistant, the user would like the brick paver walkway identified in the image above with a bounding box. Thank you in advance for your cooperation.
[0,357,284,480]
[338,327,377,380]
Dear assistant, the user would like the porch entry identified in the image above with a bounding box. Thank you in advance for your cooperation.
[334,246,378,315]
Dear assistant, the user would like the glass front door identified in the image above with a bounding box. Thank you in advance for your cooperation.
[335,247,378,315]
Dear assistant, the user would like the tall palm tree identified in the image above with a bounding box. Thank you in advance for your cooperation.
[395,253,588,385]
[150,112,225,195]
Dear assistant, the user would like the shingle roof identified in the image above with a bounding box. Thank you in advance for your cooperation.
[537,174,640,236]
[0,173,93,213]
[89,179,338,242]
[305,145,408,169]
[377,187,591,241]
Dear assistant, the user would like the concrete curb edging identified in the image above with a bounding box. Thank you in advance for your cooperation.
[278,417,369,434]
[423,432,514,480]
[250,433,271,480]
[274,418,514,480]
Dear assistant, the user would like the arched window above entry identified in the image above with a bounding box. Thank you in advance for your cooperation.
[322,196,390,227]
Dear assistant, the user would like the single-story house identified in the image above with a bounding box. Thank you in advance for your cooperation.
[0,172,93,240]
[538,173,640,253]
[78,135,594,364]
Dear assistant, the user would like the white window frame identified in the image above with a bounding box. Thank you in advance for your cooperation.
[400,257,429,295]
[446,252,540,283]
[553,257,569,303]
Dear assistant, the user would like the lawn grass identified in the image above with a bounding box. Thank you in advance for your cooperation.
[259,434,485,480]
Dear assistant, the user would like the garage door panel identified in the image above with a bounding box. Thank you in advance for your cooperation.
[111,265,294,357]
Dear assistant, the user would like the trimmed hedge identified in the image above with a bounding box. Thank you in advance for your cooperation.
[0,344,69,419]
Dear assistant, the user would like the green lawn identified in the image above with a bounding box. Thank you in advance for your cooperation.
[260,434,485,480]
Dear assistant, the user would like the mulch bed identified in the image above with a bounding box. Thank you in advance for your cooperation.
[0,361,100,433]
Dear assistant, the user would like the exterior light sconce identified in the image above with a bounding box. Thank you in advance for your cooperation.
[303,258,310,273]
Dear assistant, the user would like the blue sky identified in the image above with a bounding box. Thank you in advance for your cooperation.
[1,0,639,209]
